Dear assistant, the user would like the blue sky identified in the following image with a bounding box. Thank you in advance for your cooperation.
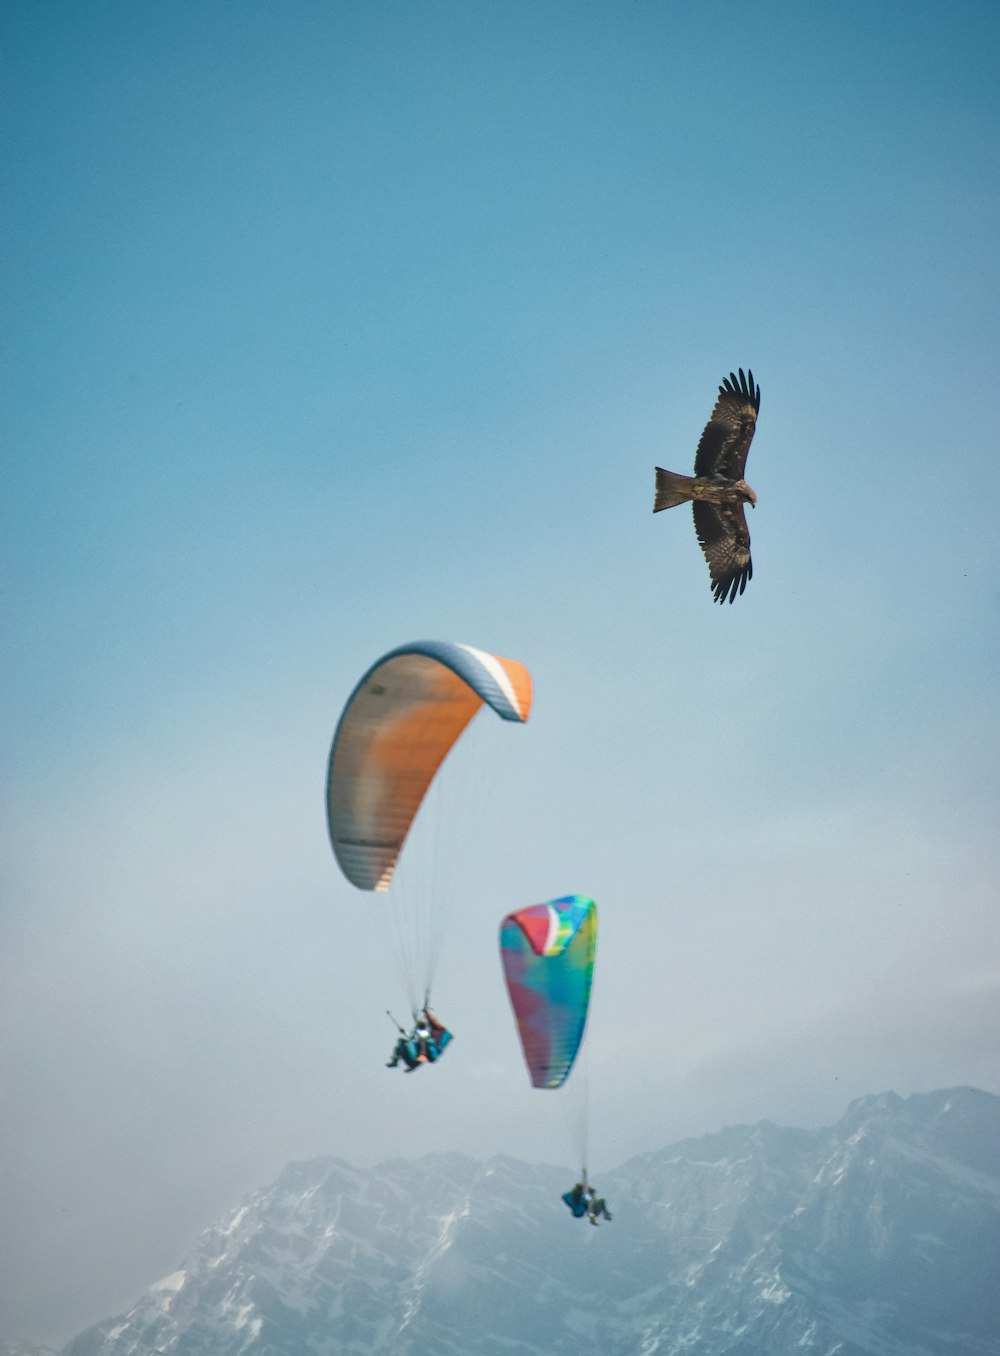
[2,0,998,1345]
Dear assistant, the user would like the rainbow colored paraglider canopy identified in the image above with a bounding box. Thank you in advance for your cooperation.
[499,895,597,1089]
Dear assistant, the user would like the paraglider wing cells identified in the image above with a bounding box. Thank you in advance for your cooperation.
[499,896,597,1089]
[326,641,533,891]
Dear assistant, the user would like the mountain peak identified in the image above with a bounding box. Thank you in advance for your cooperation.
[835,1086,1000,1179]
[59,1087,1000,1356]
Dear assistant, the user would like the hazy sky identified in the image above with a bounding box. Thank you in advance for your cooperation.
[3,0,998,1346]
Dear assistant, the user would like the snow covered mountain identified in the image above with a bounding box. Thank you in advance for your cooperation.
[61,1088,1000,1355]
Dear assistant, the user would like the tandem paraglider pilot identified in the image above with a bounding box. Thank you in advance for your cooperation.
[386,1009,453,1072]
[562,1181,612,1225]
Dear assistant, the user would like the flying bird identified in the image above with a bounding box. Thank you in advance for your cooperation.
[653,368,761,603]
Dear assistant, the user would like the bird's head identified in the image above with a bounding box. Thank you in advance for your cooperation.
[735,479,757,507]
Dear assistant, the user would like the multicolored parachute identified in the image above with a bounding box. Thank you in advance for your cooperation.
[499,895,597,1089]
[326,641,533,892]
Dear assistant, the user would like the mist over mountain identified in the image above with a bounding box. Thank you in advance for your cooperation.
[50,1088,1000,1354]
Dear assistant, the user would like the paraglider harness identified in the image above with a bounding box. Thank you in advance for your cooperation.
[385,997,453,1072]
[561,1178,591,1218]
[562,1170,612,1225]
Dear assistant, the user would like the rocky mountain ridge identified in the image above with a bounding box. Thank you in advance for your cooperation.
[49,1087,1000,1354]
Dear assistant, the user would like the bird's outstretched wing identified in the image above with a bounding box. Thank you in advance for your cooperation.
[693,368,760,479]
[693,501,752,604]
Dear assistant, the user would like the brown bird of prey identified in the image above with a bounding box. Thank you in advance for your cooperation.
[653,368,760,604]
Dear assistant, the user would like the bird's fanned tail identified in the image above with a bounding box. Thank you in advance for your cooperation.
[653,467,697,512]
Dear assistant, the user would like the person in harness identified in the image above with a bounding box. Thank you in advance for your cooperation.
[385,1006,453,1071]
[561,1178,612,1224]
[587,1192,612,1225]
[385,1027,420,1071]
[416,1008,453,1063]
